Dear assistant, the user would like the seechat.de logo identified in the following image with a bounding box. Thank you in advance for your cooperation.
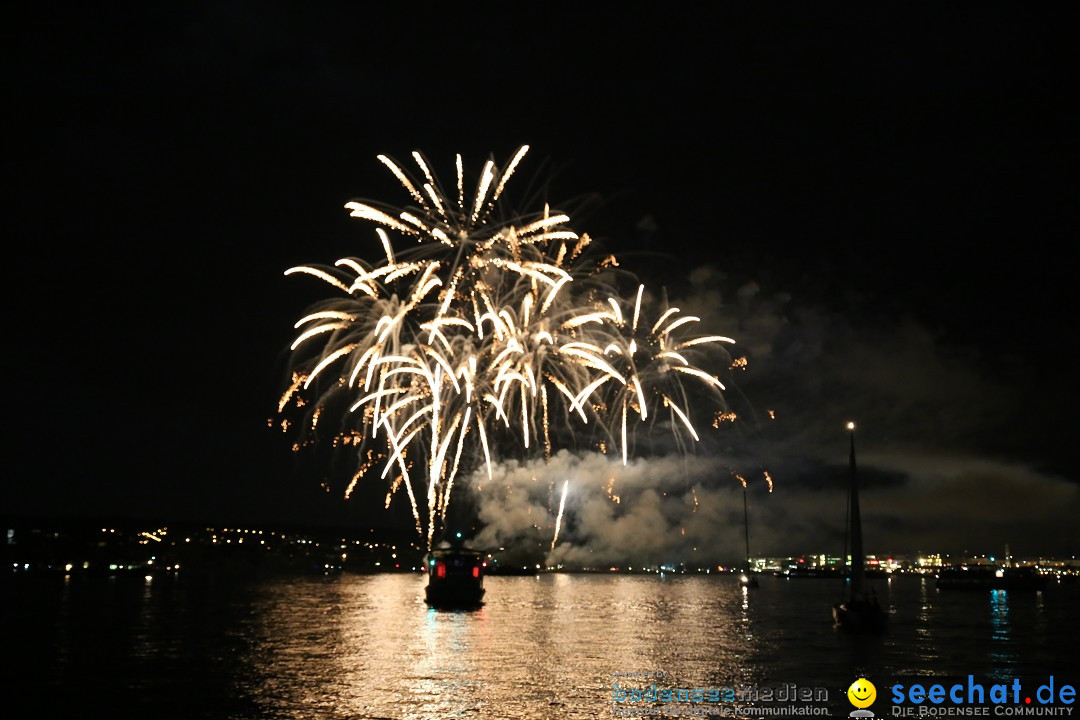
[890,676,1076,716]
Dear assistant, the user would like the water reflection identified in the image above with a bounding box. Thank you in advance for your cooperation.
[231,573,755,718]
[987,589,1017,679]
[911,576,938,667]
[10,572,1078,719]
[989,588,1010,640]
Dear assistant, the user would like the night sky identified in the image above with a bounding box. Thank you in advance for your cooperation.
[6,5,1078,557]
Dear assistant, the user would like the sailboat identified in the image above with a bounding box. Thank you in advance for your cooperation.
[831,422,887,631]
[739,480,759,588]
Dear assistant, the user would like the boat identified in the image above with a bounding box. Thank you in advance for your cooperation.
[936,566,1050,591]
[785,565,885,579]
[831,422,887,632]
[785,566,844,579]
[739,480,759,588]
[424,540,485,610]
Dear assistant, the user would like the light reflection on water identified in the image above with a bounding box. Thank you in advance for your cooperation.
[8,572,1077,719]
[988,588,1015,679]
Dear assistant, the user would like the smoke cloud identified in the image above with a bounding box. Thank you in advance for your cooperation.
[472,264,1079,563]
[472,449,1078,566]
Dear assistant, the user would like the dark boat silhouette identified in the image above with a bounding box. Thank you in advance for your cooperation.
[831,422,887,632]
[785,566,845,578]
[424,539,485,610]
[936,566,1049,591]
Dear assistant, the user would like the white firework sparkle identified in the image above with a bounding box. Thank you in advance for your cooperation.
[277,146,736,548]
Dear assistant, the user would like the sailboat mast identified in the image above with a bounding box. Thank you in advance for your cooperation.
[848,423,865,598]
[743,485,751,569]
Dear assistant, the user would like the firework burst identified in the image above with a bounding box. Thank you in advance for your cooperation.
[277,146,737,548]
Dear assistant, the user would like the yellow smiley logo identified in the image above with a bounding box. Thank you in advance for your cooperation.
[848,678,876,708]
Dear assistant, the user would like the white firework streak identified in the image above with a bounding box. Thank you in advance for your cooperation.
[551,479,569,553]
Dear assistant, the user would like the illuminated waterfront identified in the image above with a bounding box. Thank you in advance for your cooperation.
[6,523,1077,579]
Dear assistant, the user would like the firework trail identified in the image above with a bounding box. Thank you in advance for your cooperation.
[551,479,569,552]
[277,146,736,548]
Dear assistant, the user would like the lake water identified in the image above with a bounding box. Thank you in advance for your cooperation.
[6,572,1077,719]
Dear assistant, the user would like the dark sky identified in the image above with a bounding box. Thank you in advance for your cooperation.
[6,5,1078,556]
